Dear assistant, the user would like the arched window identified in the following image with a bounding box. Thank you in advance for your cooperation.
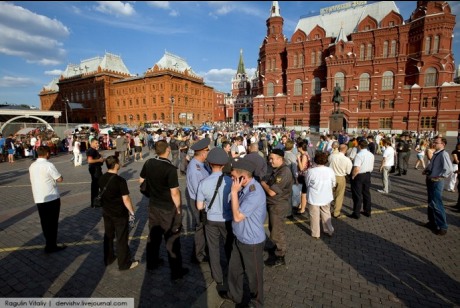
[390,40,397,57]
[311,51,316,66]
[299,53,304,66]
[433,35,440,54]
[312,77,321,95]
[425,37,431,54]
[383,41,389,58]
[143,113,147,121]
[117,115,121,122]
[360,44,365,60]
[136,114,140,121]
[123,115,127,122]
[293,54,297,68]
[366,44,373,60]
[153,113,157,120]
[424,67,438,87]
[267,82,274,96]
[359,73,370,91]
[294,79,302,96]
[161,113,165,120]
[334,72,345,90]
[382,71,394,90]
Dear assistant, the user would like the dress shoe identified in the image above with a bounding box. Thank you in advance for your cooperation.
[360,211,371,217]
[264,256,286,267]
[347,213,360,219]
[434,229,447,236]
[171,268,189,282]
[147,258,164,270]
[44,244,67,254]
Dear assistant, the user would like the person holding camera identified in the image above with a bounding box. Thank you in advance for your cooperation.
[99,155,138,270]
[196,148,233,296]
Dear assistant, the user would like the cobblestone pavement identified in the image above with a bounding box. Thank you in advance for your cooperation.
[0,136,459,307]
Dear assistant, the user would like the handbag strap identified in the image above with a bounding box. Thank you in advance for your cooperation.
[98,174,116,198]
[206,174,224,212]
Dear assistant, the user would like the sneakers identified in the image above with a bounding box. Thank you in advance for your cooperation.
[129,260,139,270]
[377,189,388,194]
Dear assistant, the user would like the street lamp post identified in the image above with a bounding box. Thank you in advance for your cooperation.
[63,98,69,129]
[170,96,175,127]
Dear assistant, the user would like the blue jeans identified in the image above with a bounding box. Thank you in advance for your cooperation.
[426,178,448,230]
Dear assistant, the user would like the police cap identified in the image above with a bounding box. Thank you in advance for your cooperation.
[271,148,285,158]
[190,137,210,151]
[232,158,255,173]
[207,148,229,165]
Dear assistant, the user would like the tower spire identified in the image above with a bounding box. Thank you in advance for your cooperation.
[269,1,281,18]
[237,49,246,74]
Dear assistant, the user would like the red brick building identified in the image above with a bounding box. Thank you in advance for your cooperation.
[253,1,460,135]
[39,52,216,127]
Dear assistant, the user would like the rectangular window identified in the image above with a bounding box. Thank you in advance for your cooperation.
[422,97,428,108]
[420,116,436,129]
[365,100,371,109]
[358,101,363,110]
[379,118,392,129]
[431,97,438,108]
[292,104,297,112]
[300,103,304,111]
[294,119,303,125]
[389,100,395,108]
[358,118,369,129]
[380,100,385,109]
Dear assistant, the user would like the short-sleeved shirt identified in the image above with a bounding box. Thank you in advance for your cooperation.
[99,173,129,217]
[354,149,375,173]
[29,158,61,203]
[232,178,266,245]
[265,164,293,206]
[196,172,232,222]
[382,146,395,167]
[186,158,210,200]
[140,157,179,210]
[305,166,336,206]
[87,147,103,167]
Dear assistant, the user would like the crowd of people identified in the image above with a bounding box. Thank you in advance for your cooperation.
[26,124,460,307]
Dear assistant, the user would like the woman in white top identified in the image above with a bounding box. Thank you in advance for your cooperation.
[305,152,336,239]
[73,137,82,167]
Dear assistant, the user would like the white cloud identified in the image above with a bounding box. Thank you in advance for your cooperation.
[146,1,171,10]
[169,10,179,17]
[207,2,264,18]
[45,69,63,76]
[95,1,135,16]
[202,67,257,92]
[0,76,35,88]
[0,2,68,65]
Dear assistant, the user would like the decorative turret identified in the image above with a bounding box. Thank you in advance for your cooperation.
[237,49,246,75]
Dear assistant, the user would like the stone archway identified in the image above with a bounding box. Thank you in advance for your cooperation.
[0,115,54,133]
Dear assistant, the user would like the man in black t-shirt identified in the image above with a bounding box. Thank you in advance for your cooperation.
[139,140,189,281]
[87,138,104,207]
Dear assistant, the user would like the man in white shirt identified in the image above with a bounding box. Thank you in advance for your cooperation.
[378,138,394,194]
[29,146,66,253]
[328,144,353,218]
[30,134,37,160]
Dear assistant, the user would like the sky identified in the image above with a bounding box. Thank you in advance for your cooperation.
[0,1,459,108]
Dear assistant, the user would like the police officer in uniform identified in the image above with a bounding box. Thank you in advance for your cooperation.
[396,132,411,176]
[186,137,211,263]
[87,138,104,208]
[220,158,266,307]
[139,140,188,281]
[261,148,294,267]
[196,148,233,295]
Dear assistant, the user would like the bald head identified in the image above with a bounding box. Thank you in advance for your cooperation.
[339,144,348,153]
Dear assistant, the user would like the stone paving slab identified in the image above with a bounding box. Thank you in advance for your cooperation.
[0,137,459,307]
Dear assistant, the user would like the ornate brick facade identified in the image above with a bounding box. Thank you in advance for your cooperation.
[39,52,216,127]
[253,1,460,135]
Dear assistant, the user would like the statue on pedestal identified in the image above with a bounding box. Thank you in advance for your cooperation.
[332,83,342,113]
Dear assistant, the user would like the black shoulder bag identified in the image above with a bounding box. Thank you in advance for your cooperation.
[199,174,224,224]
[93,174,116,208]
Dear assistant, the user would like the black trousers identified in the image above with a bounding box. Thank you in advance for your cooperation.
[205,220,234,284]
[89,165,102,207]
[185,190,207,261]
[228,239,265,306]
[351,172,372,216]
[103,213,132,270]
[37,198,61,250]
[146,206,183,277]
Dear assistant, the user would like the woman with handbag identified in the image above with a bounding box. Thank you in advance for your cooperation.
[99,155,138,270]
